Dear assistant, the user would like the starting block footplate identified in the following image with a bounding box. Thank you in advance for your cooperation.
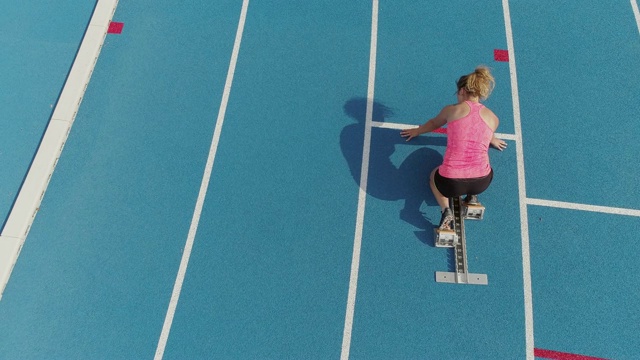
[435,271,488,285]
[464,204,485,220]
[434,228,458,248]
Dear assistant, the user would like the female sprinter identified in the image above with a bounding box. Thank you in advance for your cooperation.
[400,66,507,230]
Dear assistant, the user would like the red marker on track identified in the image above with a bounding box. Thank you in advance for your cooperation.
[108,21,124,34]
[494,49,509,62]
[534,348,608,360]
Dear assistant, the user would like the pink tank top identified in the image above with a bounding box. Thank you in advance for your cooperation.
[439,101,493,179]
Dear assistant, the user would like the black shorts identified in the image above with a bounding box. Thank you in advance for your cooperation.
[434,168,493,198]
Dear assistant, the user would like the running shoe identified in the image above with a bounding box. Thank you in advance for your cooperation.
[464,194,479,205]
[438,208,454,230]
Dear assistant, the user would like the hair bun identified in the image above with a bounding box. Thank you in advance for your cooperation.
[464,66,495,100]
[474,66,491,77]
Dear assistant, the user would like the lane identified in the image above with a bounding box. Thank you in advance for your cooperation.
[348,1,526,358]
[511,1,640,358]
[0,1,243,358]
[162,1,373,358]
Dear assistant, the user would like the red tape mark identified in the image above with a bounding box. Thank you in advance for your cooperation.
[534,348,608,360]
[494,49,509,62]
[108,21,124,34]
[433,127,447,134]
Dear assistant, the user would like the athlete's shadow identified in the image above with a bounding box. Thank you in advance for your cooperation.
[341,97,446,246]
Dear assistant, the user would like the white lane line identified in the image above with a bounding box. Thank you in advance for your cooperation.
[371,121,413,130]
[153,1,249,358]
[502,1,534,359]
[632,0,640,35]
[495,132,517,141]
[527,198,640,217]
[371,121,517,141]
[341,1,378,359]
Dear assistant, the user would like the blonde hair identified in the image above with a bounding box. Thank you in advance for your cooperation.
[457,66,495,100]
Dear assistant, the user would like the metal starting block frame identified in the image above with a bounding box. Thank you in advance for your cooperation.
[434,196,488,285]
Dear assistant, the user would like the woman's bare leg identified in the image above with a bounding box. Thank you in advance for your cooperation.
[430,167,449,210]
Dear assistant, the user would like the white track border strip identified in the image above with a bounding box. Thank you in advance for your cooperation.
[341,1,378,359]
[371,121,517,141]
[0,0,119,301]
[501,1,534,359]
[153,1,249,358]
[632,0,640,35]
[527,198,640,217]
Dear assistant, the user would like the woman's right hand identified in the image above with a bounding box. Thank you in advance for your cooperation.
[400,127,421,141]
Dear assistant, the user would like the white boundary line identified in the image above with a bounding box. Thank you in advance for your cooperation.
[632,0,640,35]
[341,1,378,359]
[371,121,517,141]
[527,198,640,217]
[0,0,119,301]
[501,1,534,359]
[153,0,249,358]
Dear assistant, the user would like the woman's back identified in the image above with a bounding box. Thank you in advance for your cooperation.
[439,101,494,178]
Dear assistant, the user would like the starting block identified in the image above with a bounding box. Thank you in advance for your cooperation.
[464,203,485,220]
[435,196,488,286]
[434,227,458,248]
